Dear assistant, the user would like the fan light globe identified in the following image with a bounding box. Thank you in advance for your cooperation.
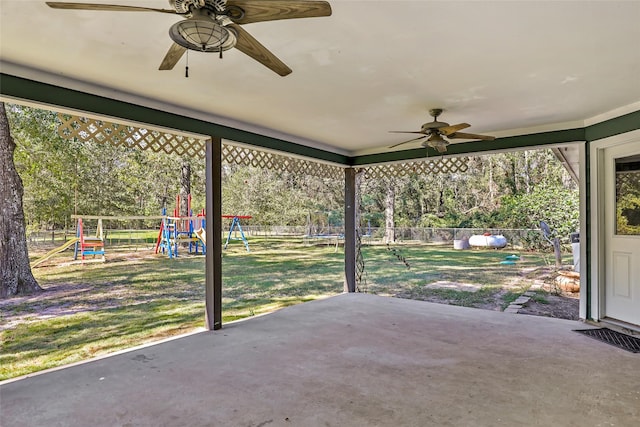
[425,133,449,153]
[169,17,236,52]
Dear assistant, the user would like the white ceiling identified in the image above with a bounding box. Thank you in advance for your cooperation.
[1,0,639,157]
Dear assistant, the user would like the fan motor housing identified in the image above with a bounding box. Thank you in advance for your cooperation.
[171,0,226,14]
[171,0,192,14]
[421,121,449,132]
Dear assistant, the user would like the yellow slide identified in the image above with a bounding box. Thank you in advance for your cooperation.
[194,228,206,246]
[31,237,80,268]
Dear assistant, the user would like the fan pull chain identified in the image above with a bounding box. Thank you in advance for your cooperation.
[185,50,189,78]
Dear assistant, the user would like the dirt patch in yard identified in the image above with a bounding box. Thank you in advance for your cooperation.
[518,293,580,320]
[0,249,175,331]
[519,266,581,320]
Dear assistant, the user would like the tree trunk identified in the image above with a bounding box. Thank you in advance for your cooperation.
[179,161,192,249]
[384,179,395,243]
[0,102,42,298]
[180,161,191,217]
[510,156,518,194]
[524,150,532,194]
[488,157,496,206]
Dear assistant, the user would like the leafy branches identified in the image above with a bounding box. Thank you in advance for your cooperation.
[499,184,579,249]
[8,105,579,247]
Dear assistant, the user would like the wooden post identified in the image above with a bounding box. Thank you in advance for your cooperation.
[205,137,223,330]
[553,237,563,268]
[344,168,357,293]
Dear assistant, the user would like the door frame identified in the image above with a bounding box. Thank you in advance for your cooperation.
[589,129,640,326]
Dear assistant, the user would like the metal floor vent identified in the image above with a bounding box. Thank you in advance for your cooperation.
[575,328,640,353]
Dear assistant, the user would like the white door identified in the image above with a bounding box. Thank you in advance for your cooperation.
[603,141,640,325]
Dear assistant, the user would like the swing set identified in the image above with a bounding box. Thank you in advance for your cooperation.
[223,215,251,252]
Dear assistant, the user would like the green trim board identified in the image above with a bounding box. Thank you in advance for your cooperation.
[0,73,348,165]
[352,128,586,166]
[585,110,640,142]
[2,73,639,166]
[350,147,432,166]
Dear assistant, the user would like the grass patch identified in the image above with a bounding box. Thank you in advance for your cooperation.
[1,301,203,379]
[411,286,501,307]
[531,291,550,304]
[501,290,523,309]
[2,239,549,380]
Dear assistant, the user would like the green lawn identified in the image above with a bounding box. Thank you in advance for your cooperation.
[1,238,549,380]
[104,229,159,243]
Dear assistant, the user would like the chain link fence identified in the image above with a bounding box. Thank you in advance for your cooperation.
[28,225,540,248]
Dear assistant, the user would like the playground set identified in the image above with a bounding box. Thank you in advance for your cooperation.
[154,194,251,258]
[74,217,105,260]
[30,194,252,266]
[30,216,106,268]
[155,194,207,259]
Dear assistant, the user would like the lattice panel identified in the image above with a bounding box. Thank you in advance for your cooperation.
[221,145,343,180]
[57,114,467,180]
[363,157,469,179]
[617,171,640,194]
[56,114,343,179]
[57,114,206,158]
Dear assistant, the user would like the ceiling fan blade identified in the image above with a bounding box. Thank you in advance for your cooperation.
[448,132,496,140]
[389,135,427,149]
[226,0,332,24]
[228,23,292,76]
[439,123,470,136]
[159,43,187,71]
[46,2,177,14]
[389,131,426,134]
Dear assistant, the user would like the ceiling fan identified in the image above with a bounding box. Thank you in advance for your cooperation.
[389,108,495,153]
[45,0,332,76]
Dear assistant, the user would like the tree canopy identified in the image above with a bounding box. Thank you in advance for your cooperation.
[7,104,579,248]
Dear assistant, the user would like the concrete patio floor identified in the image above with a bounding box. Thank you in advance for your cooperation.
[1,293,638,426]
